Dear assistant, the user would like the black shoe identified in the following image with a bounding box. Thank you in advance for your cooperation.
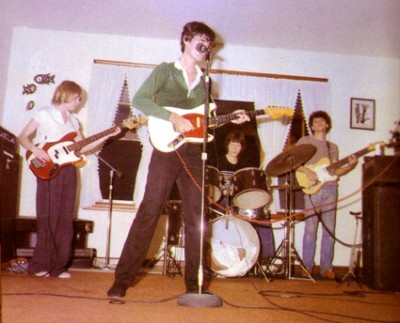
[107,281,128,297]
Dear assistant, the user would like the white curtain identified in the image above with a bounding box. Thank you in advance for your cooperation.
[81,63,329,211]
[125,68,153,205]
[81,64,126,207]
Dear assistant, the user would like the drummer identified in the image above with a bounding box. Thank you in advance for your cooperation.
[210,130,275,262]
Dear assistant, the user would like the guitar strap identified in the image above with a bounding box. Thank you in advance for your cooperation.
[326,141,333,163]
[307,140,332,219]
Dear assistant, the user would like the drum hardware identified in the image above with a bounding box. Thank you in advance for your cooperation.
[205,166,274,280]
[163,200,184,276]
[265,146,316,281]
[232,167,272,210]
[270,184,303,191]
[144,200,184,277]
[206,166,223,202]
[233,206,269,220]
[340,211,363,287]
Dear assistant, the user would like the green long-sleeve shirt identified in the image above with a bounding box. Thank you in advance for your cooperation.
[132,61,207,121]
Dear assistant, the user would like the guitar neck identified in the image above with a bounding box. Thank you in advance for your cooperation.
[209,109,265,125]
[326,145,376,173]
[67,126,120,152]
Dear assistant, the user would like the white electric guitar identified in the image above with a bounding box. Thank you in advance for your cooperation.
[295,141,385,195]
[148,104,294,152]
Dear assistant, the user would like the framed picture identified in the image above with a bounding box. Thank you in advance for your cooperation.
[350,98,375,130]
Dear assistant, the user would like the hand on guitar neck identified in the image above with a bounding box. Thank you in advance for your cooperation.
[295,142,383,195]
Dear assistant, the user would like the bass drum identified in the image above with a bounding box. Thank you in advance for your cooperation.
[232,167,271,210]
[206,215,260,277]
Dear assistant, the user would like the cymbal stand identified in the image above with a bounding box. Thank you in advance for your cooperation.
[93,153,122,270]
[162,203,183,277]
[268,161,314,281]
[341,211,363,287]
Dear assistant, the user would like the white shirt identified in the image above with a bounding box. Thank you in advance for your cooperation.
[32,106,80,143]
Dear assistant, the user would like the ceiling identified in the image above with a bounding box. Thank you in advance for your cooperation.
[2,0,400,58]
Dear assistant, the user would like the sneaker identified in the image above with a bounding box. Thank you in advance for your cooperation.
[34,271,49,277]
[57,272,71,279]
[321,268,336,279]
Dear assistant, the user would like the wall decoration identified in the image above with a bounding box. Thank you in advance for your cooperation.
[26,100,35,110]
[22,83,37,95]
[350,98,375,130]
[22,73,56,109]
[34,73,55,84]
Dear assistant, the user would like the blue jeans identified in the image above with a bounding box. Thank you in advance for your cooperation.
[302,184,337,273]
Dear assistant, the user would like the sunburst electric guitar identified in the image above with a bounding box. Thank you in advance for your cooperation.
[295,141,384,195]
[148,104,294,152]
[26,116,146,180]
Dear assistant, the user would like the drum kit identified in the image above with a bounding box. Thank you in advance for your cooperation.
[205,144,317,280]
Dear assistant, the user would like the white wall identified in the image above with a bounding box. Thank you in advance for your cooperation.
[2,27,400,266]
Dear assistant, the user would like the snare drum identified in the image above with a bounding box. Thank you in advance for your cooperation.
[234,206,270,220]
[206,165,223,202]
[232,167,271,210]
[206,215,260,277]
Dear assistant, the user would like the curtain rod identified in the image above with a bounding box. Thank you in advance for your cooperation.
[93,59,328,83]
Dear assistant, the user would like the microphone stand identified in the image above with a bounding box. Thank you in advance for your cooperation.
[93,152,122,270]
[178,50,222,308]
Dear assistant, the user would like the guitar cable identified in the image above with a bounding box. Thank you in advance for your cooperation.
[302,155,400,248]
[175,145,399,250]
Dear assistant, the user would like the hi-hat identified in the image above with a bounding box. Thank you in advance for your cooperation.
[265,144,316,176]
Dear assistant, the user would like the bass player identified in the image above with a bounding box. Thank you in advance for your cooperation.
[295,110,357,279]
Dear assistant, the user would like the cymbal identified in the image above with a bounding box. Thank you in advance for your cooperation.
[265,144,316,176]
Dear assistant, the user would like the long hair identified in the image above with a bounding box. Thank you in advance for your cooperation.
[224,131,246,153]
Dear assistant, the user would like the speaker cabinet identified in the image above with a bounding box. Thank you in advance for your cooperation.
[362,156,400,291]
[0,127,21,263]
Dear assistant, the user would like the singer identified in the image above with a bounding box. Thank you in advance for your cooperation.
[107,21,249,299]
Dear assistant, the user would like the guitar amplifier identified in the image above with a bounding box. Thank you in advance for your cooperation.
[15,217,96,268]
[0,127,20,262]
[362,156,400,291]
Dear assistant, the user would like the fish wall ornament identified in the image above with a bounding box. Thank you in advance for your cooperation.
[34,73,55,85]
[22,83,37,95]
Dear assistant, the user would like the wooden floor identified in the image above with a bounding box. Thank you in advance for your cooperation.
[2,264,400,323]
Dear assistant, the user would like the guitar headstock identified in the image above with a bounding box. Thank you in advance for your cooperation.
[264,106,295,119]
[367,141,386,151]
[121,116,147,130]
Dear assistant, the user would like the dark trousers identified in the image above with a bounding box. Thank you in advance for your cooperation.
[28,165,76,276]
[114,144,205,291]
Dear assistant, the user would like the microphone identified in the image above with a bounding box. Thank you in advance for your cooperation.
[196,43,210,54]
